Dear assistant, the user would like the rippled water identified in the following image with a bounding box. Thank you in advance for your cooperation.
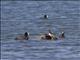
[1,1,80,60]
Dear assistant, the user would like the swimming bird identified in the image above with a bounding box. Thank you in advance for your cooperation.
[15,32,29,40]
[41,30,57,40]
[44,15,48,19]
[59,32,65,38]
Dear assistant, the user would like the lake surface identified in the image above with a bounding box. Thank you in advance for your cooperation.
[1,1,80,60]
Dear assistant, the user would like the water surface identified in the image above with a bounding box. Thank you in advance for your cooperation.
[1,1,80,60]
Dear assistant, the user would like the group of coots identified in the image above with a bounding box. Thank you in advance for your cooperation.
[15,30,65,40]
[15,15,65,40]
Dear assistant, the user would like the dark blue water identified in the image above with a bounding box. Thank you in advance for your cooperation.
[1,1,80,60]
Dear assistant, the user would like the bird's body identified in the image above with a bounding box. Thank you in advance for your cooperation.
[15,32,29,40]
[59,32,65,38]
[41,30,57,40]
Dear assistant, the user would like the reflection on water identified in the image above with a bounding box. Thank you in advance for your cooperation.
[1,1,80,60]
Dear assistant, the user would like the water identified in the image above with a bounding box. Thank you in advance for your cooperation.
[1,1,80,60]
